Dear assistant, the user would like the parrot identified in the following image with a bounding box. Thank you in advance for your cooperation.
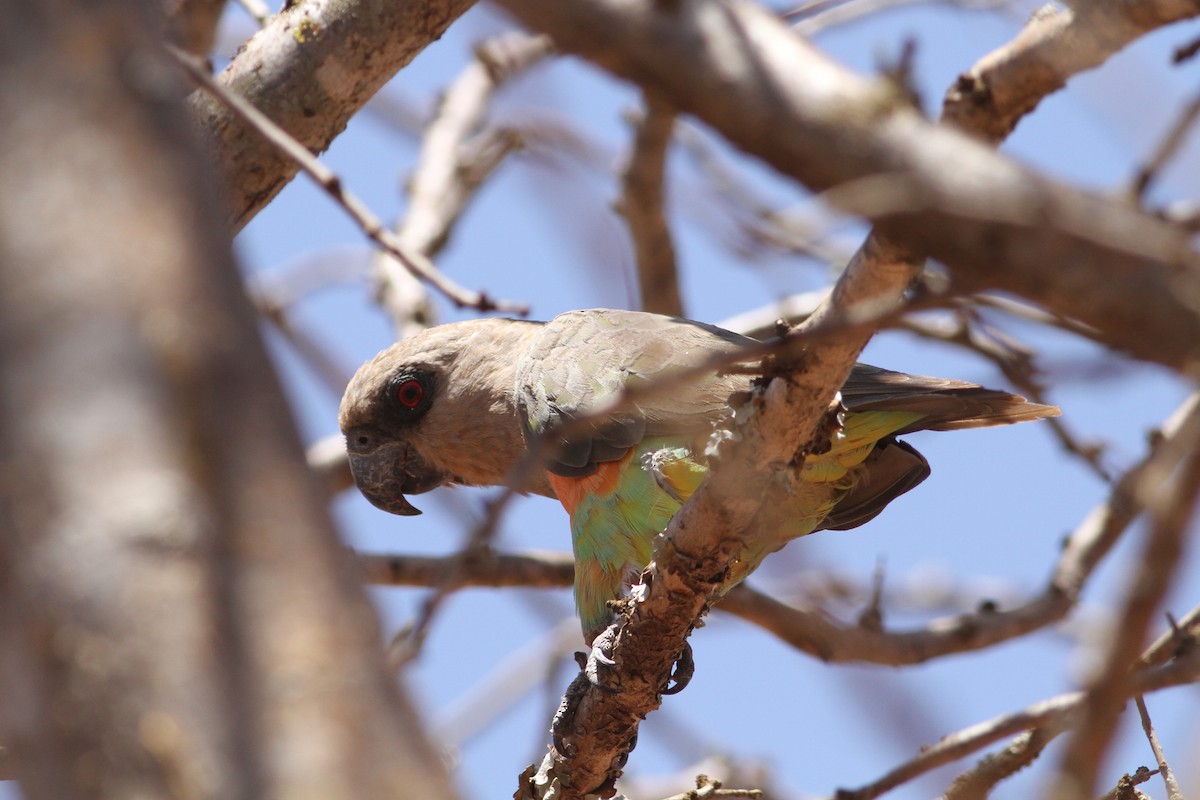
[339,308,1058,644]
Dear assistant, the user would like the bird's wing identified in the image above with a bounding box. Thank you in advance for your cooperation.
[515,309,754,477]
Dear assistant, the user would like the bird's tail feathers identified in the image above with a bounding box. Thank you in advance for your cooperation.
[841,365,1059,434]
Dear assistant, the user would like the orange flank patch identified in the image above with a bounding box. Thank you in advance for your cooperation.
[546,450,636,515]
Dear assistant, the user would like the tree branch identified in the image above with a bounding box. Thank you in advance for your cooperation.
[1052,395,1200,799]
[618,95,684,317]
[174,46,527,315]
[831,647,1200,800]
[943,1,1200,143]
[374,31,553,336]
[493,0,1200,370]
[190,0,476,230]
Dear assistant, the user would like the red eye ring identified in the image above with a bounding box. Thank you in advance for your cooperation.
[395,379,424,408]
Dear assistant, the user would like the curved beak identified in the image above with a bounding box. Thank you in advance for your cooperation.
[346,439,449,516]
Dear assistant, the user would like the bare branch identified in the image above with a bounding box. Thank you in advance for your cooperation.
[1053,396,1200,799]
[944,1,1200,143]
[190,0,476,230]
[1134,697,1183,800]
[1098,767,1160,800]
[358,549,576,590]
[788,0,1005,37]
[375,31,553,336]
[172,46,529,316]
[309,433,356,496]
[618,95,684,317]
[831,648,1200,800]
[495,0,1200,370]
[1132,85,1200,202]
[941,728,1057,800]
[655,775,765,799]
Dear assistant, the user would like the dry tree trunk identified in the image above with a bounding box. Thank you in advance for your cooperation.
[0,1,456,798]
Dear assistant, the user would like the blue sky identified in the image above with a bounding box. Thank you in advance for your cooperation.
[8,4,1195,800]
[217,3,1200,798]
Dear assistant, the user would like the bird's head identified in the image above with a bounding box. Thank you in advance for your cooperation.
[338,319,542,516]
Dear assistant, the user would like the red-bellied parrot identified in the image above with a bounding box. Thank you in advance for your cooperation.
[339,308,1058,643]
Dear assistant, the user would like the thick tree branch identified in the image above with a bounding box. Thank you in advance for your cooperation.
[0,2,455,796]
[943,1,1200,143]
[494,0,1200,370]
[190,0,476,230]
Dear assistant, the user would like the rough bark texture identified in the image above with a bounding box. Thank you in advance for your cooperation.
[190,0,477,230]
[943,1,1200,142]
[0,2,456,798]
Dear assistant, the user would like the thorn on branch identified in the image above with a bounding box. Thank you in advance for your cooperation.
[857,559,886,632]
[877,37,923,113]
[1173,34,1200,64]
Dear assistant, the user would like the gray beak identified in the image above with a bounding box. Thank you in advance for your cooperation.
[346,438,449,516]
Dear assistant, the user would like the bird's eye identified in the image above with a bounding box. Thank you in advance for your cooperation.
[395,379,424,408]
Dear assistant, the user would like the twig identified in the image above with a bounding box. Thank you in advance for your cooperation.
[169,46,528,316]
[940,727,1057,800]
[943,1,1200,143]
[385,492,519,668]
[788,0,1005,37]
[829,647,1200,800]
[1134,696,1182,800]
[656,774,764,800]
[673,124,851,266]
[373,31,552,336]
[1098,766,1160,800]
[1132,86,1200,202]
[1140,604,1200,668]
[233,0,270,26]
[254,299,352,397]
[949,305,1110,481]
[1052,393,1200,799]
[1175,34,1200,63]
[358,548,576,590]
[618,95,683,317]
[308,434,354,497]
[432,616,582,749]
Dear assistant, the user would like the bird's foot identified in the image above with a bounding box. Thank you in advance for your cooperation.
[575,625,620,692]
[660,641,694,695]
[550,670,591,756]
[798,394,846,460]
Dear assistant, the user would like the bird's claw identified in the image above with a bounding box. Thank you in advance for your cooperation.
[661,641,694,695]
[550,671,591,756]
[580,626,620,692]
